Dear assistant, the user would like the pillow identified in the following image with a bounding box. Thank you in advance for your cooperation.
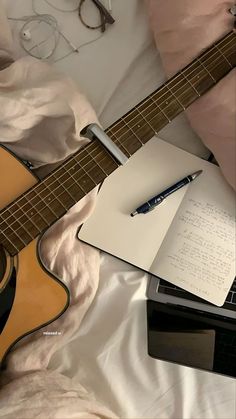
[146,0,236,190]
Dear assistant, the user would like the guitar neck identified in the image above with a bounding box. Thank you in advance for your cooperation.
[1,30,235,256]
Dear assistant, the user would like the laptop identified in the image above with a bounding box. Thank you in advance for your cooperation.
[146,276,236,378]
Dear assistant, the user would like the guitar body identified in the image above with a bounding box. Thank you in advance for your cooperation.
[0,146,69,367]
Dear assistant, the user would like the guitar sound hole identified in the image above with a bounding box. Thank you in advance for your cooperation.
[0,245,6,284]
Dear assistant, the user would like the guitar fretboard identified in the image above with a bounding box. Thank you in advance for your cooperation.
[0,30,235,255]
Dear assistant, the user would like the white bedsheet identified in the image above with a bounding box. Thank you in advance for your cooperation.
[4,0,236,418]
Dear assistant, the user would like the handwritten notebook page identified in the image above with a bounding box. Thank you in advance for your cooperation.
[79,137,204,271]
[79,137,236,305]
[151,167,236,306]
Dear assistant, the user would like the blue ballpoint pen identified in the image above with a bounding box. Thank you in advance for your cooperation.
[130,170,203,217]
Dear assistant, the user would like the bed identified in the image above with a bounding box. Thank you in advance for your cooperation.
[1,0,236,418]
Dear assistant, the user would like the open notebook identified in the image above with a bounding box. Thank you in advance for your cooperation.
[79,137,236,306]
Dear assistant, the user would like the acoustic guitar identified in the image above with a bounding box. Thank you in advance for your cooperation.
[0,29,235,367]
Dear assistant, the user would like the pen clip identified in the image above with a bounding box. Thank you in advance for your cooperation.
[153,195,164,205]
[146,195,164,213]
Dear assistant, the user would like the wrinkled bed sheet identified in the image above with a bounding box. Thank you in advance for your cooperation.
[0,4,117,417]
[0,1,236,418]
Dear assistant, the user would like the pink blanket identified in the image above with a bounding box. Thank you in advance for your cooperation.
[146,0,236,190]
[0,4,117,418]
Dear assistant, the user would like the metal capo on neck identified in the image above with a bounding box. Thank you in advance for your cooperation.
[81,123,128,165]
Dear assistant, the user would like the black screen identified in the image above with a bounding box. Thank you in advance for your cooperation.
[147,300,236,378]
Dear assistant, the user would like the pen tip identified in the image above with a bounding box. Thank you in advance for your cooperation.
[192,170,203,179]
[130,211,138,217]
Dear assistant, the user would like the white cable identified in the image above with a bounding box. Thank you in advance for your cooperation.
[7,0,104,61]
[42,0,80,13]
[54,33,103,62]
[8,14,61,59]
[32,0,78,51]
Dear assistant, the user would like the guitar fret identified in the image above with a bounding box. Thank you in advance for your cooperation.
[8,207,34,241]
[109,111,149,151]
[58,183,77,204]
[76,157,98,186]
[152,87,183,120]
[0,213,25,253]
[13,201,41,237]
[109,127,141,155]
[166,85,186,110]
[85,147,107,176]
[21,195,49,231]
[51,159,87,195]
[199,44,233,82]
[88,140,119,175]
[167,73,198,108]
[45,192,69,212]
[111,117,142,155]
[47,166,85,203]
[35,183,67,215]
[26,189,60,225]
[66,158,97,193]
[53,164,85,195]
[0,231,20,254]
[109,128,131,157]
[197,58,216,83]
[134,106,157,135]
[215,30,236,67]
[44,175,77,208]
[214,44,233,69]
[134,97,169,136]
[149,96,171,122]
[121,109,142,131]
[220,35,236,67]
[64,179,86,201]
[0,212,29,245]
[121,116,144,144]
[91,150,118,175]
[0,206,35,244]
[76,148,108,183]
[180,69,201,96]
[105,123,131,157]
[68,168,86,194]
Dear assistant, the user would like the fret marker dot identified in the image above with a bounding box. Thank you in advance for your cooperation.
[30,212,34,215]
[165,101,169,104]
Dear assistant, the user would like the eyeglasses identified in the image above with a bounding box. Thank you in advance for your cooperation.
[78,0,115,32]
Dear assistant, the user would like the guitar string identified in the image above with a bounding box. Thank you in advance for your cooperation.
[82,34,235,146]
[86,35,236,155]
[0,35,234,242]
[6,33,236,183]
[0,36,235,243]
[82,32,235,158]
[0,33,234,236]
[105,31,235,137]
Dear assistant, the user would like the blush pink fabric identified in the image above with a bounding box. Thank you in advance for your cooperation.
[146,0,236,190]
[0,4,118,418]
